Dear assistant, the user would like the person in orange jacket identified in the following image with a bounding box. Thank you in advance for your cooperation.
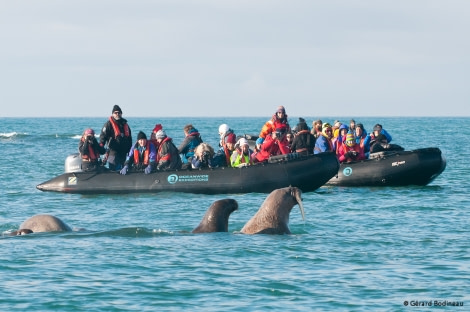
[258,106,291,144]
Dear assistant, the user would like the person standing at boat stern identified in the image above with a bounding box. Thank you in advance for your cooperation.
[99,105,132,171]
[258,106,291,145]
[120,131,156,175]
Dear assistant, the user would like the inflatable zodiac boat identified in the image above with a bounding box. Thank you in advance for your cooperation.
[240,135,446,187]
[327,147,446,186]
[36,152,339,194]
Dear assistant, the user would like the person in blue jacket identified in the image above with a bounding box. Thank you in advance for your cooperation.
[177,124,203,165]
[314,123,334,154]
[120,131,156,175]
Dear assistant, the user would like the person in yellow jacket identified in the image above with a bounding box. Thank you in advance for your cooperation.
[231,138,254,168]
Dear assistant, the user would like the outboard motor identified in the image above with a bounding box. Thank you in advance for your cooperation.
[64,153,83,173]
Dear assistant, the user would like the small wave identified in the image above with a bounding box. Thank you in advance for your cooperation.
[0,132,28,139]
[74,227,175,238]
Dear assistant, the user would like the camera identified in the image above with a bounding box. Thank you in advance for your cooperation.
[275,131,281,138]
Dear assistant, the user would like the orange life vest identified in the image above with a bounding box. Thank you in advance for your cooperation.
[109,117,130,138]
[133,141,150,165]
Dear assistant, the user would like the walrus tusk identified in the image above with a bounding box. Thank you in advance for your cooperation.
[295,192,305,221]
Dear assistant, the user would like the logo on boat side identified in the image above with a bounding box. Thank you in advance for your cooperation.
[68,176,77,185]
[168,174,178,184]
[343,167,352,176]
[167,174,209,184]
[392,161,406,167]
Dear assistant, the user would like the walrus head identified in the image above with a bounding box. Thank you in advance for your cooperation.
[192,198,239,233]
[240,186,305,235]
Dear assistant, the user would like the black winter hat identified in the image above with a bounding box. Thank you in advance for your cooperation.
[137,131,147,140]
[112,105,122,113]
[296,121,308,131]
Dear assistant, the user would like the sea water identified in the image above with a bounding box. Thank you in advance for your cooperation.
[1,117,468,311]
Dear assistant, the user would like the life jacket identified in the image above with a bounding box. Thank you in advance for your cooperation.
[109,117,130,139]
[232,149,252,167]
[133,141,150,165]
[358,136,365,149]
[157,137,172,162]
[322,133,334,152]
[259,116,290,139]
[81,138,99,161]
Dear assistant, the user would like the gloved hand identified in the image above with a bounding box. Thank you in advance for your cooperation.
[102,153,108,165]
[144,165,152,174]
[120,165,128,175]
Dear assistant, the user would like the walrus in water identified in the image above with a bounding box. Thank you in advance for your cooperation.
[10,214,72,235]
[240,186,305,234]
[192,199,239,233]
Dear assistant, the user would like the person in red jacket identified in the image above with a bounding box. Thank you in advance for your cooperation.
[255,124,291,163]
[337,133,366,163]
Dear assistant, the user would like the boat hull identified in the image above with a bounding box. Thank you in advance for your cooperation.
[37,152,339,194]
[327,147,446,186]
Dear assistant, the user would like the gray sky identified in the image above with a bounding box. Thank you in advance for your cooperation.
[1,0,469,117]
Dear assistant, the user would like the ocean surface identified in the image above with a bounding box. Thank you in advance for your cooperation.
[1,116,468,311]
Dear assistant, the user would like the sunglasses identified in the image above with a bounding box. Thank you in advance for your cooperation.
[113,111,122,115]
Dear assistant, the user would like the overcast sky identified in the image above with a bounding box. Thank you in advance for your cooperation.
[1,0,469,117]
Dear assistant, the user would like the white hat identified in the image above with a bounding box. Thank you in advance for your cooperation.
[156,130,166,139]
[218,124,229,135]
[237,138,249,146]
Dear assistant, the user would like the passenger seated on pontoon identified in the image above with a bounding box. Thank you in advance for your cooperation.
[212,128,237,167]
[369,134,404,154]
[370,124,392,143]
[177,124,203,165]
[120,131,156,175]
[231,138,254,167]
[314,123,334,154]
[355,123,371,158]
[192,143,215,169]
[254,124,291,163]
[155,130,182,171]
[290,120,315,155]
[337,133,366,163]
[78,128,106,171]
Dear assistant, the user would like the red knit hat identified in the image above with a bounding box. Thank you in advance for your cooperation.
[153,124,162,133]
[226,133,236,144]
